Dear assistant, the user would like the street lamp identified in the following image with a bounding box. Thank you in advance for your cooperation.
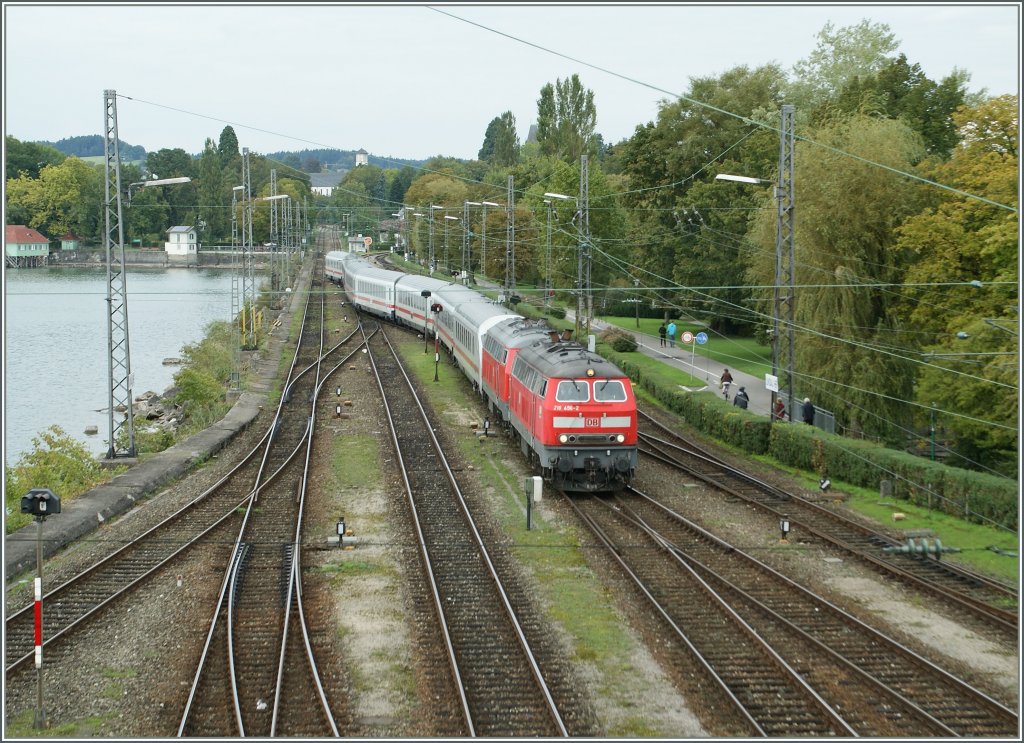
[126,175,191,206]
[443,215,459,276]
[480,201,499,277]
[715,172,781,414]
[412,213,425,263]
[543,199,553,305]
[429,204,444,274]
[716,106,794,419]
[714,105,795,421]
[463,201,480,283]
[544,191,584,340]
[633,277,641,328]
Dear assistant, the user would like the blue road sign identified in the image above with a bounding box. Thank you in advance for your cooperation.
[695,332,708,345]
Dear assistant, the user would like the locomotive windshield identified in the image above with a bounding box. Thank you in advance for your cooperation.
[594,379,627,402]
[555,380,590,402]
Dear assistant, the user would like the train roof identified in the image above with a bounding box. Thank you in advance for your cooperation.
[486,317,558,349]
[431,283,521,327]
[517,342,628,379]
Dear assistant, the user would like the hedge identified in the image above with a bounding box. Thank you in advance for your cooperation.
[602,346,1018,531]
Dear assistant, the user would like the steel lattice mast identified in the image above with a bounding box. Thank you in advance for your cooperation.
[230,186,242,391]
[241,148,257,348]
[580,154,591,341]
[775,105,796,420]
[505,175,515,300]
[102,89,136,458]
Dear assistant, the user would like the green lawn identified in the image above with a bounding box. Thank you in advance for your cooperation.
[601,315,773,378]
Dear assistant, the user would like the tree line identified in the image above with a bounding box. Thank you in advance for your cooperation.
[5,20,1017,477]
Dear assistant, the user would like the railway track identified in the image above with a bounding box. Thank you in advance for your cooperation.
[362,318,569,737]
[637,410,1018,635]
[179,264,346,737]
[569,488,1017,736]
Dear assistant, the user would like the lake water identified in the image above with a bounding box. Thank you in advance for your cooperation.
[4,266,234,466]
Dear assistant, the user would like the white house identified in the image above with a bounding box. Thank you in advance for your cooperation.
[355,148,369,167]
[165,225,198,264]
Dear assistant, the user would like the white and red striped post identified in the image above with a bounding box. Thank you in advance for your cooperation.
[34,517,46,729]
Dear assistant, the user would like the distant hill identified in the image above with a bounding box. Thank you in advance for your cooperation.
[35,136,425,172]
[266,148,425,171]
[38,135,147,161]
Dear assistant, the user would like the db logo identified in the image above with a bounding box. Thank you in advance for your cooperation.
[585,417,599,427]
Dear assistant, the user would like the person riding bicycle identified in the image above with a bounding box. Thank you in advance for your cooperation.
[720,368,734,399]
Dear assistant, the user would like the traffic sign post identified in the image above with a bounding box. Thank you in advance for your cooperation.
[681,331,695,376]
[695,332,709,380]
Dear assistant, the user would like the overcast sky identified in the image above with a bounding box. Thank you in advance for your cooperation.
[3,2,1020,162]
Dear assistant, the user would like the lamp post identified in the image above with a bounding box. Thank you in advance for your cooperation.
[126,175,191,206]
[413,213,425,264]
[428,204,443,274]
[544,191,583,340]
[634,277,641,328]
[480,200,499,278]
[717,171,781,415]
[444,214,459,276]
[715,105,795,420]
[543,199,553,306]
[464,201,480,284]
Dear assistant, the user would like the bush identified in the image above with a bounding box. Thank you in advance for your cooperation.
[598,345,1015,530]
[5,426,123,534]
[600,326,638,353]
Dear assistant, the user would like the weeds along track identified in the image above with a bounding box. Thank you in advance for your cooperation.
[570,489,1017,737]
[178,266,355,737]
[360,318,568,738]
[637,411,1018,635]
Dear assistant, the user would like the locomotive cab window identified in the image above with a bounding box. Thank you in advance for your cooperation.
[555,380,590,402]
[594,379,627,402]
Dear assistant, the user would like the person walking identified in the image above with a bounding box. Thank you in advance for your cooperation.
[658,323,667,347]
[802,397,816,425]
[732,386,749,409]
[666,321,677,348]
[720,368,733,400]
[773,398,786,421]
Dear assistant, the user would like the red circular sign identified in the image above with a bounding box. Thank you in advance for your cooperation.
[681,331,694,344]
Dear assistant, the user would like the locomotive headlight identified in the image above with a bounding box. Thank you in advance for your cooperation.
[616,434,625,443]
[559,434,569,444]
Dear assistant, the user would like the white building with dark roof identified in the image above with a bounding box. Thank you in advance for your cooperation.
[165,225,198,264]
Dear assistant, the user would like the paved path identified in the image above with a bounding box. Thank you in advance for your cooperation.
[568,311,778,419]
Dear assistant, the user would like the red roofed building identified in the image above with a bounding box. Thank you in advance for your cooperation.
[5,225,51,267]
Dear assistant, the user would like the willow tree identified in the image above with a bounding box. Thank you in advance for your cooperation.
[894,95,1019,475]
[746,113,926,442]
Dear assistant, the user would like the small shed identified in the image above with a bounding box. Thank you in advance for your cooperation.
[5,225,51,267]
[348,233,369,253]
[60,232,82,251]
[165,225,198,264]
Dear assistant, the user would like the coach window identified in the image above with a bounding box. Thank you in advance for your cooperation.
[556,380,590,402]
[594,379,626,402]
